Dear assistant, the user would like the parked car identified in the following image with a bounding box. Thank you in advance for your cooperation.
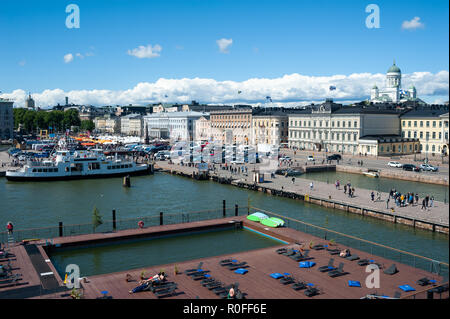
[387,161,403,168]
[327,154,342,161]
[279,156,291,161]
[419,163,438,172]
[402,164,421,172]
[307,155,315,161]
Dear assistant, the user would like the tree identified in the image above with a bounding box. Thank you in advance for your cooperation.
[92,207,103,232]
[80,120,95,132]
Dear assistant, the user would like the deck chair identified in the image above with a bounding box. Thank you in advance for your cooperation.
[327,249,341,255]
[281,248,296,256]
[151,282,177,293]
[280,275,295,285]
[201,278,216,285]
[357,259,370,266]
[416,277,431,286]
[318,258,336,272]
[383,264,399,275]
[219,259,236,266]
[328,263,348,278]
[206,282,223,290]
[155,286,178,298]
[304,286,320,297]
[276,248,288,254]
[185,262,204,274]
[292,281,308,291]
[294,250,313,262]
[289,251,304,260]
[227,262,248,271]
[311,244,325,251]
[192,272,211,281]
[346,254,360,261]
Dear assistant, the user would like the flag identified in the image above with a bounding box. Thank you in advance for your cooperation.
[237,91,242,94]
[266,96,272,102]
[329,86,336,91]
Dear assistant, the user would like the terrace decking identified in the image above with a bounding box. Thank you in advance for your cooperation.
[1,216,444,299]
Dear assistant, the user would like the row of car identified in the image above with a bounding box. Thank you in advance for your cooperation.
[387,161,438,172]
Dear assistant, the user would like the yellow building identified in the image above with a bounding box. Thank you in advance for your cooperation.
[210,108,252,144]
[401,108,449,156]
[251,113,288,146]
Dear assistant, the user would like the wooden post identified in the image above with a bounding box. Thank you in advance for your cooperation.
[235,204,238,217]
[160,212,163,225]
[112,210,116,231]
[223,200,226,217]
[59,222,63,237]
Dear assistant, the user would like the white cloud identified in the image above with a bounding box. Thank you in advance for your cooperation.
[64,53,74,63]
[127,44,162,59]
[75,53,84,59]
[402,17,425,30]
[1,71,448,108]
[216,38,233,54]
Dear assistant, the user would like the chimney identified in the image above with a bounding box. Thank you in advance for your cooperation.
[65,96,69,106]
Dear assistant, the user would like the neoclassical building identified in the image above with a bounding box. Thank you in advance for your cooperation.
[288,99,412,155]
[370,61,423,104]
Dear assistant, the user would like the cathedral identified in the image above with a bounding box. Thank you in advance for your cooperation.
[370,61,423,104]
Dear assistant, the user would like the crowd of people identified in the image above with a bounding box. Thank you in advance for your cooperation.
[388,188,435,211]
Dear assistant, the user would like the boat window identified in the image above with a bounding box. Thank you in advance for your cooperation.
[32,169,37,172]
[37,169,43,172]
[43,169,48,172]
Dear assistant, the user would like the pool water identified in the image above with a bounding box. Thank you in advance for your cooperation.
[48,228,283,278]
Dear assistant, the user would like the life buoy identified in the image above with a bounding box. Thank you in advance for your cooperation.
[138,221,144,228]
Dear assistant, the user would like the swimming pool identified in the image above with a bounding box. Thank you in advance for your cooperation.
[47,227,283,278]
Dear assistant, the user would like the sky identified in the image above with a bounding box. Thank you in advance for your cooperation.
[0,0,448,107]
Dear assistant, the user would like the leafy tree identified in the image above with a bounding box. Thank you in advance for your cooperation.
[80,120,95,132]
[92,207,103,232]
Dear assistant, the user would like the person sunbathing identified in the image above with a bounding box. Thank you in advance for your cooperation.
[129,272,166,293]
[340,249,350,257]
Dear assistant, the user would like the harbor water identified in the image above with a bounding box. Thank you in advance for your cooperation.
[0,172,448,264]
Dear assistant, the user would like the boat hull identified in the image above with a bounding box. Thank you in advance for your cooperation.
[6,166,152,182]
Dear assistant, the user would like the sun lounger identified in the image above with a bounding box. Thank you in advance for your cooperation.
[328,263,348,278]
[383,264,399,275]
[201,278,216,285]
[293,251,314,262]
[346,254,360,261]
[393,291,402,298]
[185,262,203,274]
[292,281,307,290]
[304,286,319,297]
[219,259,237,266]
[187,269,210,277]
[280,276,295,285]
[281,249,296,256]
[206,282,223,290]
[154,286,178,298]
[276,248,288,254]
[327,248,341,255]
[318,258,336,272]
[151,282,177,293]
[311,244,325,251]
[357,259,370,266]
[227,262,248,271]
[0,274,22,285]
[416,277,431,286]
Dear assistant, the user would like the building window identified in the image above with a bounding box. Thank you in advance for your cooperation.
[408,121,411,127]
[426,121,430,127]
[433,121,436,128]
[420,132,423,139]
[432,132,436,139]
[420,121,423,127]
[414,121,417,127]
[354,121,357,128]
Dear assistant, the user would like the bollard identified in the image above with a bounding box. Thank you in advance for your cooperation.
[123,175,131,187]
[235,204,238,217]
[223,200,226,217]
[426,290,434,299]
[59,222,63,237]
[112,210,116,231]
[160,212,163,226]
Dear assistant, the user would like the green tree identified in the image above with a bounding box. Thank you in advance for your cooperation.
[92,207,103,232]
[80,120,95,132]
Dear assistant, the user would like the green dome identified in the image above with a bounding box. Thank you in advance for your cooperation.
[387,62,401,73]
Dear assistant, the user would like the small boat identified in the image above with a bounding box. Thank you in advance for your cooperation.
[247,212,269,222]
[363,169,380,178]
[261,217,285,228]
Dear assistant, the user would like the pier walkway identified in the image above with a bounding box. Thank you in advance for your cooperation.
[156,161,449,232]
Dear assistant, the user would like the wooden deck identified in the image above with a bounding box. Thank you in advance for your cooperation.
[1,217,446,299]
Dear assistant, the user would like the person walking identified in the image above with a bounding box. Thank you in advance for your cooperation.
[344,184,347,194]
[310,182,314,191]
[421,199,426,210]
[386,197,390,209]
[425,196,430,208]
[429,196,434,208]
[6,222,13,235]
[371,191,375,201]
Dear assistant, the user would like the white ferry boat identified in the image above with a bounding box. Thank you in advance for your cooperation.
[6,149,151,181]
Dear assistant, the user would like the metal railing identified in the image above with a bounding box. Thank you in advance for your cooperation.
[0,204,249,244]
[400,282,449,299]
[250,206,449,279]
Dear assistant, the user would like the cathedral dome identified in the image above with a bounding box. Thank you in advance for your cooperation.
[387,62,401,73]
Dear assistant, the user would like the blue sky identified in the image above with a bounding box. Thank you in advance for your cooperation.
[0,0,448,105]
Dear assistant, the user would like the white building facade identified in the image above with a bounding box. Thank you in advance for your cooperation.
[143,111,208,142]
[120,114,143,137]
